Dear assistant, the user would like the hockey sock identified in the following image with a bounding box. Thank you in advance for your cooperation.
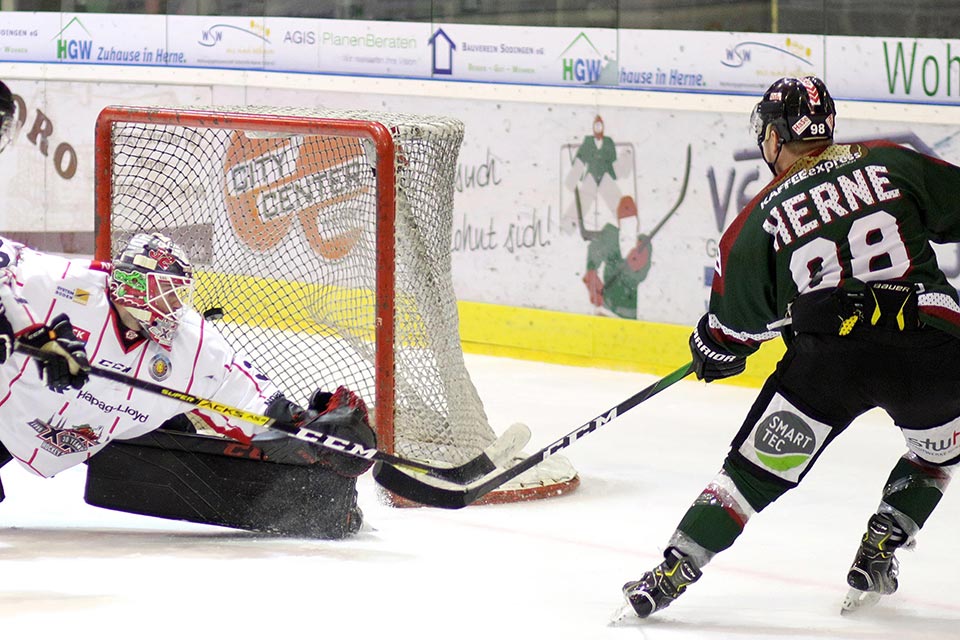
[674,457,787,554]
[879,453,954,529]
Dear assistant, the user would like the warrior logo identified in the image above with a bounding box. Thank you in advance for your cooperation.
[753,411,816,472]
[29,416,102,457]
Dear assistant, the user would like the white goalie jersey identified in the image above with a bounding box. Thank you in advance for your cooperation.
[0,238,283,478]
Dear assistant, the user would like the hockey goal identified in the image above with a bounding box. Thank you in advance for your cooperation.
[93,104,579,506]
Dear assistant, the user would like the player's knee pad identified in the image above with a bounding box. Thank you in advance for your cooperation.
[899,416,960,467]
[84,428,361,538]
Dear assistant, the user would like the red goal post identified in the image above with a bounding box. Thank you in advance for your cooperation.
[93,104,578,505]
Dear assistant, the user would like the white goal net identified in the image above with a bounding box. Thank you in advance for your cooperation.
[94,104,578,505]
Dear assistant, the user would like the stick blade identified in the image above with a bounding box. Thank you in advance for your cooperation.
[373,462,475,509]
[428,422,532,483]
[485,422,532,468]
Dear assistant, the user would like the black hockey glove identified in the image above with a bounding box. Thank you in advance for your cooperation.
[301,386,378,477]
[19,314,91,391]
[262,387,378,477]
[689,314,746,382]
[0,303,13,365]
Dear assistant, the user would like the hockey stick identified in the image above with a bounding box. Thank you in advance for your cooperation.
[14,342,530,484]
[373,361,695,508]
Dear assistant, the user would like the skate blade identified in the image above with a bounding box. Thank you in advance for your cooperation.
[840,588,882,614]
[609,601,639,626]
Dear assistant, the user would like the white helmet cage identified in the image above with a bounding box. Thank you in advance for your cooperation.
[109,233,194,349]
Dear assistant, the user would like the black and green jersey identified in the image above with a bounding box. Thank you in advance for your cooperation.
[709,141,960,356]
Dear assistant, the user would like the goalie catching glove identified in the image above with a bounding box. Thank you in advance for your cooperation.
[689,314,746,382]
[19,313,91,391]
[258,386,378,477]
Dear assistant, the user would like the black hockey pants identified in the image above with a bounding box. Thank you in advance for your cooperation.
[725,319,960,511]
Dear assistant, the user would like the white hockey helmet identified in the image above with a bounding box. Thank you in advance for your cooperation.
[109,232,194,349]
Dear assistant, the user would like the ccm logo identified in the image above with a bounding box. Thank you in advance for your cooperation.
[294,429,377,459]
[97,358,132,374]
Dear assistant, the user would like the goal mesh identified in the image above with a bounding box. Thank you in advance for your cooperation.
[94,104,578,505]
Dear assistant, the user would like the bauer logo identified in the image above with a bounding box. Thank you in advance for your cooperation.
[753,411,816,472]
[222,133,369,259]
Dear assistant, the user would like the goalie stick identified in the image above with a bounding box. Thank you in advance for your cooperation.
[373,361,695,508]
[15,342,530,484]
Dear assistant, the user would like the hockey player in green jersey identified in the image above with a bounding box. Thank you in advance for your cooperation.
[618,76,960,619]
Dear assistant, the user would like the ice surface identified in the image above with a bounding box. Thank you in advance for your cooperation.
[2,354,957,639]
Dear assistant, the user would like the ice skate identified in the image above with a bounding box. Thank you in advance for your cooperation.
[840,513,907,614]
[616,547,702,621]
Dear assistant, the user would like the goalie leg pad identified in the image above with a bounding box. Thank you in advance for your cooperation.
[84,429,361,538]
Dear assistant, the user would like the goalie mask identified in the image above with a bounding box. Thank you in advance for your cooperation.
[109,233,194,350]
[0,80,16,154]
[750,76,835,173]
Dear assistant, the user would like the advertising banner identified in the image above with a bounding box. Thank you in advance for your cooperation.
[5,12,960,104]
[427,24,618,86]
[6,77,960,326]
[0,12,166,65]
[314,19,432,78]
[0,11,59,62]
[618,30,824,95]
[165,15,272,69]
[826,35,960,104]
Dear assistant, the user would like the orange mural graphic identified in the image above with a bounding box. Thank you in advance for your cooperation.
[222,133,370,259]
